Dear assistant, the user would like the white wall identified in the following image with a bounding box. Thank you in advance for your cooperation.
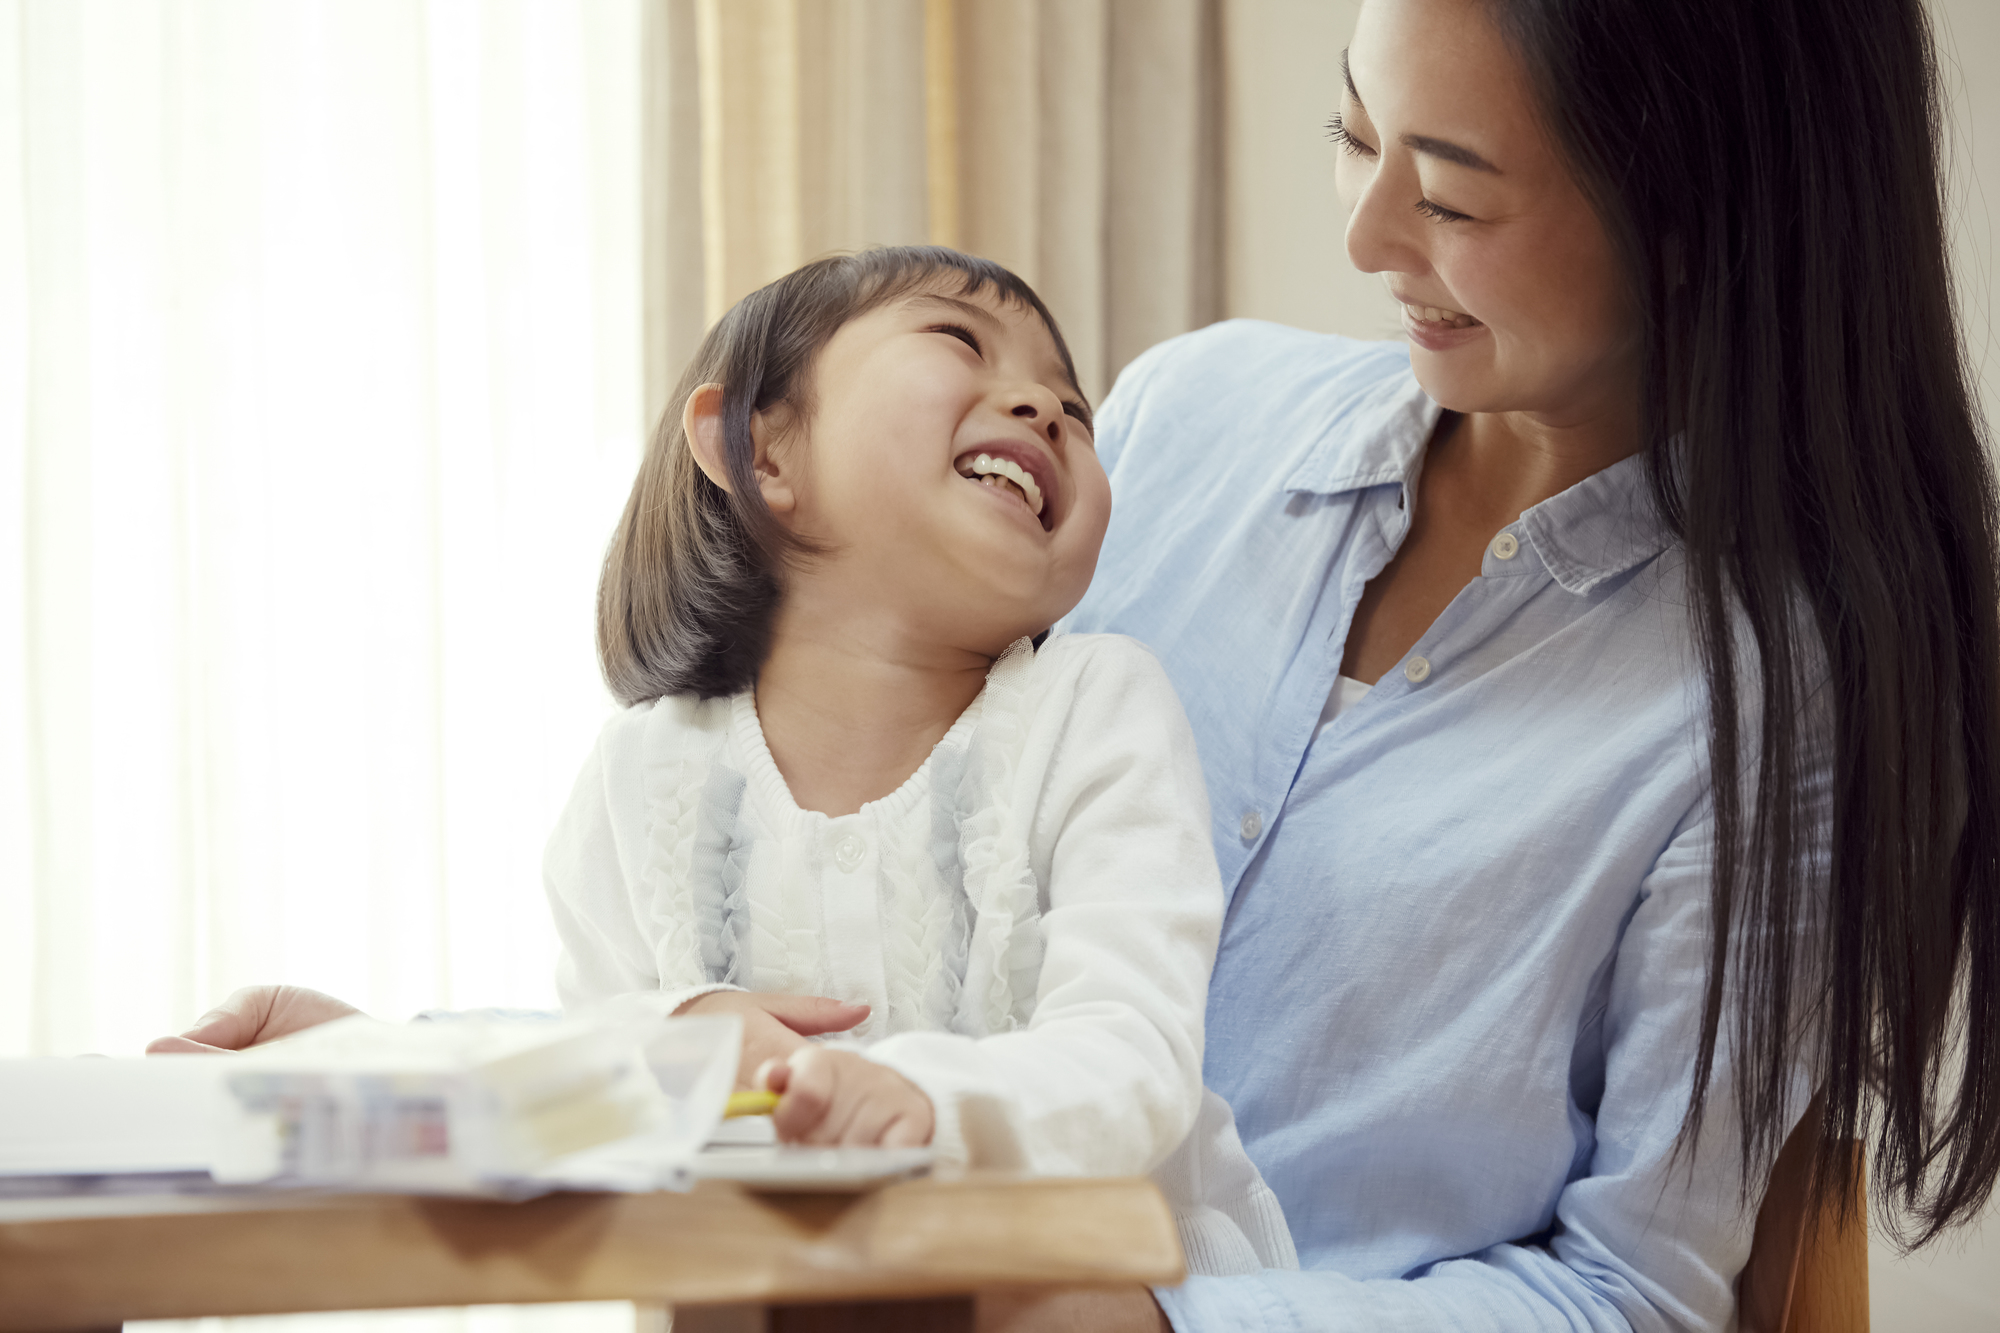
[1214,2,2000,1326]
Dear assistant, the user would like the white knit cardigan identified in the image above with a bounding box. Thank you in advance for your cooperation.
[542,633,1296,1275]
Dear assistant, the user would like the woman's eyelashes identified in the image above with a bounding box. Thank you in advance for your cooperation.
[1327,111,1375,159]
[1413,198,1475,224]
[1329,111,1477,224]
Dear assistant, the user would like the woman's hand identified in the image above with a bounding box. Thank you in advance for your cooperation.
[761,1046,934,1148]
[674,990,870,1087]
[145,985,362,1053]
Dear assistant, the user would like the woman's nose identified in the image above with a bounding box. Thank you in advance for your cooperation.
[1344,161,1422,278]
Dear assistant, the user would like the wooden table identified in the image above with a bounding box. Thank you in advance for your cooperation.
[0,1175,1182,1332]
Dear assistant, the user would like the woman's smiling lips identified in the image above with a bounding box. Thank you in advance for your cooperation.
[954,439,1060,531]
[1389,286,1488,354]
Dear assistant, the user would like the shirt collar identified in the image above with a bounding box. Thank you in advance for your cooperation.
[1281,367,1439,499]
[1519,452,1671,594]
[1281,368,1672,596]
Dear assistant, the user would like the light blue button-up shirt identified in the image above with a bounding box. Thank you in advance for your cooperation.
[1066,321,1803,1331]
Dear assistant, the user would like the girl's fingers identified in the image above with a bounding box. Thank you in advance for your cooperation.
[737,1013,807,1085]
[771,1048,836,1142]
[880,1114,928,1149]
[757,994,871,1037]
[755,1057,788,1092]
[839,1098,901,1147]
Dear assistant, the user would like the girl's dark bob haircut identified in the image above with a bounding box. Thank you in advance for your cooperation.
[598,245,1083,705]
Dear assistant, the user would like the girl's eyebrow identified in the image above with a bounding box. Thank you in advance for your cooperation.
[1340,48,1502,175]
[906,292,1004,328]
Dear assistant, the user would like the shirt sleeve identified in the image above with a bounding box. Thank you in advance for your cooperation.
[1157,803,1813,1333]
[860,637,1223,1175]
[1089,329,1201,479]
[541,705,741,1018]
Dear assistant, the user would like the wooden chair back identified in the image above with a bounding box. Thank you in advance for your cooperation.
[1738,1096,1869,1333]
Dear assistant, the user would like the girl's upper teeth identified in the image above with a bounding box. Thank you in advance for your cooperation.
[967,453,1044,515]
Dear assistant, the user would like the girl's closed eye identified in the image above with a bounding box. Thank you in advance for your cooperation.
[933,320,1091,433]
[933,322,982,354]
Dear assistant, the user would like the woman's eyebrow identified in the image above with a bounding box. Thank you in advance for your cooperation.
[1340,48,1502,175]
[1402,135,1500,173]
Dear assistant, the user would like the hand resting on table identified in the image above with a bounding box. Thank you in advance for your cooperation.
[147,984,869,1081]
[146,984,361,1053]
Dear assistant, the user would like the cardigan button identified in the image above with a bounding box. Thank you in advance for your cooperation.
[833,833,866,873]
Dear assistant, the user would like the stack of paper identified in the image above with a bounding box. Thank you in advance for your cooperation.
[0,1001,738,1200]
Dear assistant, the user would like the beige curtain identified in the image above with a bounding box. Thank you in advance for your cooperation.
[641,0,1220,417]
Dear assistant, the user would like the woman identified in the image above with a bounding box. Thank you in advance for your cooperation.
[163,0,1999,1326]
[1060,0,1997,1325]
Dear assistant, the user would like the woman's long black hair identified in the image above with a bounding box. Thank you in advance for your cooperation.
[1494,0,1999,1243]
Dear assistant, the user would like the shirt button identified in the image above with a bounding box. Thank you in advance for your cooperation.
[833,833,866,873]
[1489,532,1519,560]
[1239,811,1262,841]
[1404,655,1432,683]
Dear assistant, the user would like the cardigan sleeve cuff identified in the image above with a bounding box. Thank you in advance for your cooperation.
[661,982,745,1018]
[856,1039,1031,1172]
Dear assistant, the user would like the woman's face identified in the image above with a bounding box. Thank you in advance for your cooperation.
[1336,0,1639,426]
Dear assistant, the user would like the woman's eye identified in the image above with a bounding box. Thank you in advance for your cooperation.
[933,323,982,355]
[1062,400,1093,434]
[1414,198,1474,224]
[1326,111,1377,159]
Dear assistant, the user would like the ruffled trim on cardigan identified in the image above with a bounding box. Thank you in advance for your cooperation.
[951,637,1045,1036]
[640,695,732,991]
[688,765,749,985]
[642,641,1044,1033]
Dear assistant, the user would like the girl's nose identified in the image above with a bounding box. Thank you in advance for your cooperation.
[1009,396,1062,443]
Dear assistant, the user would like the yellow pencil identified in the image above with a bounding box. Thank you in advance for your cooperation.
[724,1089,781,1118]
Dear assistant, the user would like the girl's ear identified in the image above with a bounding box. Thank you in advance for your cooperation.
[682,383,798,517]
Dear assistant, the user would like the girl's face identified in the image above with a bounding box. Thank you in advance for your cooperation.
[773,284,1110,655]
[1335,0,1639,427]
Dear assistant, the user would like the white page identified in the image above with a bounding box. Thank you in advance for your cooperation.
[0,1057,238,1176]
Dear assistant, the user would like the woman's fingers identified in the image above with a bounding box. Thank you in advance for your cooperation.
[146,985,360,1055]
[143,1035,235,1055]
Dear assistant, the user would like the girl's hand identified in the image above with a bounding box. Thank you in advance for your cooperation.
[146,985,362,1054]
[761,1046,935,1148]
[674,990,870,1087]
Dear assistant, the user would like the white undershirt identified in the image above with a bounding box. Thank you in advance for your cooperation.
[1314,673,1374,740]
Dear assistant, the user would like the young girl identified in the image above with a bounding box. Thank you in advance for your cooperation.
[546,245,1293,1276]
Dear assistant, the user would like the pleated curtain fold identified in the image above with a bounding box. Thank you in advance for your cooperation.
[642,0,1221,419]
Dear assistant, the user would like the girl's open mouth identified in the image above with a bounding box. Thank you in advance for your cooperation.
[955,448,1055,531]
